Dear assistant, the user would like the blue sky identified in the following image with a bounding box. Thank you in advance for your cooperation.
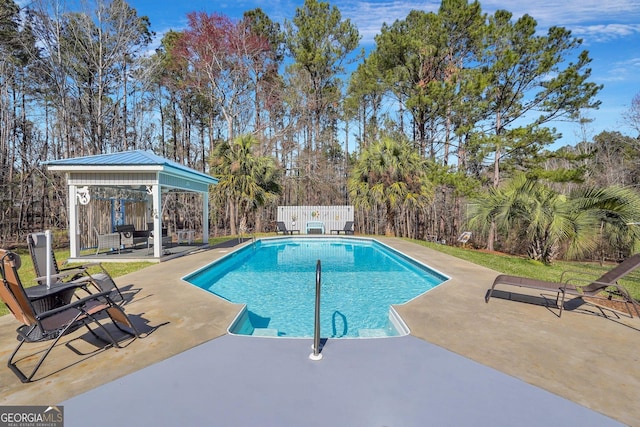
[129,1,640,147]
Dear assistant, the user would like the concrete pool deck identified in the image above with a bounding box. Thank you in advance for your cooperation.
[0,237,638,425]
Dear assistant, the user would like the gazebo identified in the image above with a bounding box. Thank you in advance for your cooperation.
[46,150,218,261]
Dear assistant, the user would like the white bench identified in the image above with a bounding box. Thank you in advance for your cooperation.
[306,221,325,234]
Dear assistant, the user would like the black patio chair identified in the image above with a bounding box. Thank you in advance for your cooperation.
[330,221,354,235]
[276,221,300,235]
[0,249,139,382]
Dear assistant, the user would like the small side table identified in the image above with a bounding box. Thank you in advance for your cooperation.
[26,282,81,314]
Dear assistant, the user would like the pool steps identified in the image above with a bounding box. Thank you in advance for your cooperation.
[252,328,279,337]
[389,306,410,336]
[358,329,388,337]
[228,299,411,338]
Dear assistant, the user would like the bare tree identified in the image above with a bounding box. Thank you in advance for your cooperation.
[172,12,271,144]
[623,92,640,137]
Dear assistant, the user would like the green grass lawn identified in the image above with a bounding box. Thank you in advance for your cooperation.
[2,236,639,317]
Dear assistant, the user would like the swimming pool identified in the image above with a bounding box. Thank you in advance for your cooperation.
[184,237,448,338]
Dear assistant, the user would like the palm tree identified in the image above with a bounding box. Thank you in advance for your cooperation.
[569,186,640,261]
[210,134,282,235]
[348,137,433,236]
[469,173,640,263]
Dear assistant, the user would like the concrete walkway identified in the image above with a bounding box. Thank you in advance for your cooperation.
[0,238,638,425]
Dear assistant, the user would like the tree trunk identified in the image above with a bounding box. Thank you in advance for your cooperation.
[385,201,395,236]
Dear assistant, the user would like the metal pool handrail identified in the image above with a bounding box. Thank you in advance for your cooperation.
[309,259,322,360]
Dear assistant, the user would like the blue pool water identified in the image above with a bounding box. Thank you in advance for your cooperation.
[184,237,448,338]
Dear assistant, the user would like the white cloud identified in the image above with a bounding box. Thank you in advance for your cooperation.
[480,0,640,28]
[336,1,440,44]
[603,56,640,82]
[333,0,640,45]
[572,24,640,43]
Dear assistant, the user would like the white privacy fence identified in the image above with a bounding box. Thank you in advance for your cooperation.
[277,206,354,234]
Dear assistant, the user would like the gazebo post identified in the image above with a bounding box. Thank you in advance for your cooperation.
[68,183,80,258]
[152,183,162,258]
[202,193,209,244]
